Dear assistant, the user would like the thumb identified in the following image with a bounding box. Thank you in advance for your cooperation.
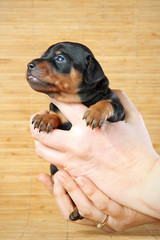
[113,90,140,123]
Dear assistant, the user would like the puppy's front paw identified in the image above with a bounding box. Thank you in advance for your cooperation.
[83,107,105,129]
[83,100,114,129]
[32,114,61,133]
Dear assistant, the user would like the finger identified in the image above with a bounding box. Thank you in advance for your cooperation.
[39,173,115,232]
[38,174,54,195]
[113,90,138,114]
[76,176,123,217]
[54,177,114,231]
[54,176,75,220]
[34,141,66,168]
[39,173,98,227]
[51,99,87,126]
[113,90,140,123]
[55,170,106,223]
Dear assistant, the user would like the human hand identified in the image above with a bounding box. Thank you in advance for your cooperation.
[31,90,160,218]
[39,171,158,232]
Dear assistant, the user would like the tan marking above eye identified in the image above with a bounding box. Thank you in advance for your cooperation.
[54,50,62,55]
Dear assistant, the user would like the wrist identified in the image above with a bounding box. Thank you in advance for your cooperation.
[139,157,160,219]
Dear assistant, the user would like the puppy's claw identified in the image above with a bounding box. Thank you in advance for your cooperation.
[99,120,105,128]
[47,127,50,134]
[32,115,38,125]
[39,124,43,132]
[83,111,89,120]
[92,120,99,129]
[34,121,38,129]
[47,124,55,134]
[86,121,90,126]
[92,123,95,129]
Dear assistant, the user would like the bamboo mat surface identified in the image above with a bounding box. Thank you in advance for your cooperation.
[0,0,160,239]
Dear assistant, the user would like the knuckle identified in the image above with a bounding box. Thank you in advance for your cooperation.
[84,185,95,197]
[95,199,110,213]
[53,188,62,199]
[53,188,59,198]
[64,182,75,193]
[79,207,92,219]
[98,205,108,213]
[56,171,76,193]
[35,142,43,158]
[53,179,62,198]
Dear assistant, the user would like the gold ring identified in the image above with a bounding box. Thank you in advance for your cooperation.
[96,214,108,229]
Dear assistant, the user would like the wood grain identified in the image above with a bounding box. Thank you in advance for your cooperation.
[0,0,160,239]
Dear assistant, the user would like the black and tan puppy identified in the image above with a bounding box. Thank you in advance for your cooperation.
[26,42,125,221]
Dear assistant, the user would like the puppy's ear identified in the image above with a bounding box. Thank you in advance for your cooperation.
[84,55,105,84]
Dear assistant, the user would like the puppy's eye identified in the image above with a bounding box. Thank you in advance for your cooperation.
[55,55,65,62]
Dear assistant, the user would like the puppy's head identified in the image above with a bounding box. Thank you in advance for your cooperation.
[27,42,108,102]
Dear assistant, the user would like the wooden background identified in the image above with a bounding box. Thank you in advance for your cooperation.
[0,0,160,239]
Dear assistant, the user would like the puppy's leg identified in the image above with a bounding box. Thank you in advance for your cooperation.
[49,103,72,131]
[35,103,82,220]
[49,103,73,184]
[107,97,125,122]
[32,102,72,133]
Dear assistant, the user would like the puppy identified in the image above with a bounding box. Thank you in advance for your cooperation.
[27,42,125,221]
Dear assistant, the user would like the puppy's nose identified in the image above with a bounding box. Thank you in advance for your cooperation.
[28,61,36,70]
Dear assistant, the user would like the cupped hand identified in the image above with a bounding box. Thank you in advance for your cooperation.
[39,171,158,232]
[30,91,160,218]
